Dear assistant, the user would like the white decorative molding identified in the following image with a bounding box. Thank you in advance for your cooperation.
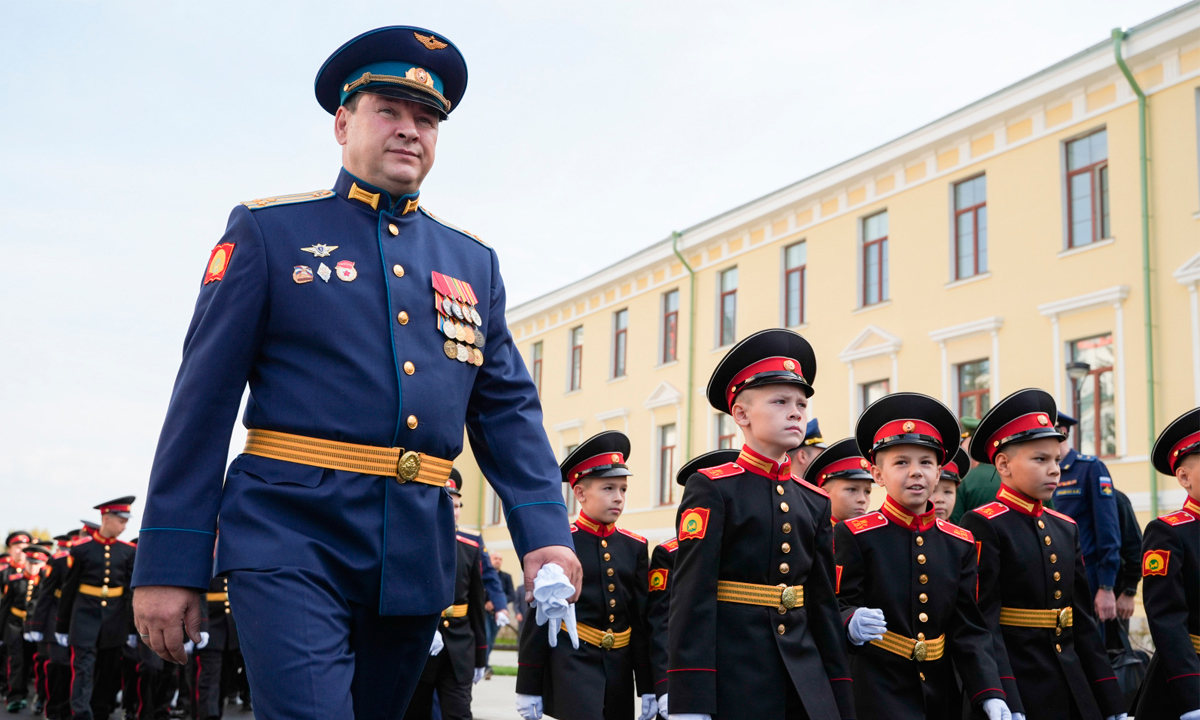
[1036,285,1130,317]
[838,325,903,363]
[1175,250,1200,285]
[928,316,1004,343]
[1176,252,1200,403]
[644,381,683,410]
[594,407,630,422]
[552,419,583,432]
[928,317,1004,406]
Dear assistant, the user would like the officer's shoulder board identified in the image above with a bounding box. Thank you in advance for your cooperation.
[1076,454,1097,462]
[419,207,491,249]
[845,512,888,535]
[1044,508,1076,525]
[617,527,647,544]
[972,502,1009,520]
[793,476,829,498]
[935,518,974,543]
[456,535,480,547]
[240,189,334,211]
[659,538,679,553]
[1159,509,1196,527]
[699,462,744,480]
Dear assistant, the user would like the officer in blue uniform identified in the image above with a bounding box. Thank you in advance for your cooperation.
[131,26,579,720]
[1050,412,1121,625]
[787,417,827,476]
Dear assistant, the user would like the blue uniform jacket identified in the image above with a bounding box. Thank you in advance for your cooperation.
[1051,448,1120,589]
[457,529,508,610]
[132,169,573,616]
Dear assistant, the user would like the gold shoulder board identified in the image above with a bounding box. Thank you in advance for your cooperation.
[241,189,334,210]
[419,207,490,248]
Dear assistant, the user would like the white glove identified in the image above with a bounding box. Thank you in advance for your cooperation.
[847,607,887,645]
[27,631,42,643]
[196,632,209,650]
[55,633,68,647]
[1013,714,1025,720]
[1181,711,1200,720]
[515,694,543,720]
[127,634,138,649]
[429,630,444,656]
[473,667,486,684]
[668,715,712,720]
[657,694,667,718]
[183,640,194,654]
[23,632,32,642]
[532,564,579,649]
[495,610,510,627]
[1105,715,1127,720]
[638,694,658,720]
[982,698,1011,720]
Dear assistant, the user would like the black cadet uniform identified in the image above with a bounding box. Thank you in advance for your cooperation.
[405,470,488,720]
[802,437,875,525]
[670,330,855,720]
[960,390,1122,720]
[194,575,240,720]
[31,531,85,720]
[1,532,35,710]
[517,431,653,720]
[57,498,138,720]
[836,393,1004,719]
[1134,408,1200,719]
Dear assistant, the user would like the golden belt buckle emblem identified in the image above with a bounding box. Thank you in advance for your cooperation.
[100,585,110,598]
[778,584,798,611]
[912,639,928,662]
[397,450,422,482]
[1057,608,1070,629]
[601,631,616,650]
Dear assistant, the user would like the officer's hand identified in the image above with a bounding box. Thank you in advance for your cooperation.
[638,693,658,720]
[55,633,69,647]
[515,694,543,720]
[1115,592,1135,620]
[430,630,444,656]
[1094,588,1117,622]
[133,585,203,665]
[981,698,1011,720]
[485,600,495,612]
[523,546,582,603]
[495,610,510,627]
[847,607,887,645]
[473,667,486,684]
[657,694,667,719]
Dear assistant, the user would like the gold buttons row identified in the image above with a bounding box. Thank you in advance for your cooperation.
[782,523,792,534]
[776,485,785,496]
[915,536,924,546]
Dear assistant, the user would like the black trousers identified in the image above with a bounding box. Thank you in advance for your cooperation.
[403,654,473,720]
[46,658,70,720]
[132,661,172,720]
[195,647,231,719]
[3,622,29,702]
[69,644,121,720]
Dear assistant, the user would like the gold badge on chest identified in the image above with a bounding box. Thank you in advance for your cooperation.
[433,271,485,365]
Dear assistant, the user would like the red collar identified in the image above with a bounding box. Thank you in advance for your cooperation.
[88,528,117,546]
[574,512,616,538]
[879,495,936,531]
[996,484,1043,517]
[736,445,793,481]
[1183,496,1200,519]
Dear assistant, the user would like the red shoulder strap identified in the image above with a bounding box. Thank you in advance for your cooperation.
[845,512,888,535]
[794,476,829,497]
[972,502,1009,520]
[935,518,974,543]
[699,462,744,479]
[1160,510,1196,527]
[617,527,647,543]
[456,535,480,547]
[1044,508,1076,525]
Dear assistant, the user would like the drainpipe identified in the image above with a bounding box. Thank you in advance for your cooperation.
[1112,28,1157,516]
[672,231,697,461]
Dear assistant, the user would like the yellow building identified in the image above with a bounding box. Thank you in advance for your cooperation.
[460,4,1200,554]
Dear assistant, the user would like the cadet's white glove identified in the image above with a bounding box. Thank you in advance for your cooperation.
[982,698,1011,720]
[1181,711,1200,720]
[55,633,69,647]
[1012,713,1025,720]
[429,630,444,656]
[657,694,668,718]
[515,694,543,720]
[668,715,711,720]
[532,564,578,649]
[127,634,138,649]
[27,631,42,643]
[473,667,486,684]
[22,632,32,642]
[638,693,658,720]
[847,607,887,645]
[183,640,194,654]
[495,610,510,627]
[196,632,209,650]
[1105,715,1127,720]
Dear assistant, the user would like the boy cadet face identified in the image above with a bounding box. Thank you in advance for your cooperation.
[732,385,809,461]
[573,476,628,524]
[1177,453,1200,502]
[826,478,872,522]
[100,513,127,539]
[453,497,463,525]
[336,93,440,198]
[994,437,1061,501]
[870,445,940,515]
[931,480,957,520]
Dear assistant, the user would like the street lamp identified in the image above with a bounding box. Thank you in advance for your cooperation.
[1065,361,1090,449]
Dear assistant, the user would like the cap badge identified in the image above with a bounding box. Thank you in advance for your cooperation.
[611,454,621,463]
[1037,414,1049,426]
[860,459,871,470]
[783,359,796,372]
[406,66,434,88]
[414,32,449,50]
[903,421,916,433]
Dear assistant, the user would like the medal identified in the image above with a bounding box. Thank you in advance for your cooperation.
[293,265,313,284]
[474,332,485,348]
[455,323,466,342]
[451,302,464,321]
[444,340,458,359]
[456,344,469,363]
[464,325,475,345]
[442,297,453,316]
[443,319,456,339]
[335,260,357,282]
[471,308,482,326]
[317,263,332,282]
[473,349,484,366]
[300,244,338,258]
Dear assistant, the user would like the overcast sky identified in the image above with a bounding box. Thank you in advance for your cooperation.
[0,0,1180,535]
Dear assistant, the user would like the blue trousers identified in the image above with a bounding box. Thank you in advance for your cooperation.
[228,568,438,719]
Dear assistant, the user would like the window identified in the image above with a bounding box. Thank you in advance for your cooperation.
[662,290,680,364]
[657,424,677,505]
[568,326,583,392]
[611,309,628,379]
[531,341,543,396]
[784,242,807,326]
[1066,129,1110,248]
[489,488,503,526]
[954,175,988,279]
[1070,334,1116,457]
[718,268,738,346]
[860,379,890,411]
[716,414,739,450]
[956,359,991,420]
[862,211,889,306]
[563,444,579,516]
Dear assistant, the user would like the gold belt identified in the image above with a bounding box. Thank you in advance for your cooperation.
[79,584,123,598]
[871,631,946,661]
[244,429,453,487]
[716,581,804,612]
[575,622,631,650]
[10,607,26,619]
[442,604,468,618]
[999,606,1072,629]
[206,593,228,603]
[1191,634,1200,654]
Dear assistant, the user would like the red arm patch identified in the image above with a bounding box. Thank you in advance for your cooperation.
[1160,510,1196,527]
[845,512,888,535]
[204,243,235,284]
[679,508,711,540]
[649,568,669,592]
[972,502,1009,520]
[1143,549,1170,576]
[793,476,830,498]
[698,462,744,480]
[1044,508,1076,525]
[935,518,974,543]
[617,527,647,544]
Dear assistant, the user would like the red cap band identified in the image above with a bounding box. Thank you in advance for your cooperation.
[874,419,942,447]
[818,456,872,486]
[568,452,627,486]
[7,534,30,545]
[1170,430,1200,472]
[727,356,806,407]
[987,411,1054,460]
[98,504,131,513]
[942,460,960,476]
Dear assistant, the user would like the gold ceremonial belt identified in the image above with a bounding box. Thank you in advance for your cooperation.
[442,604,469,618]
[206,593,228,603]
[575,622,631,650]
[79,584,123,598]
[717,581,804,613]
[10,607,26,619]
[244,429,453,487]
[871,631,946,662]
[1191,634,1200,654]
[999,606,1072,629]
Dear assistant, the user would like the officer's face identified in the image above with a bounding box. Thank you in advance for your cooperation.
[573,477,627,524]
[732,385,809,461]
[871,445,939,514]
[930,480,957,520]
[336,93,439,197]
[826,479,872,522]
[994,437,1061,501]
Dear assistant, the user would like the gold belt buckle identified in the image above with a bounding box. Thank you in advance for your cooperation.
[1057,608,1070,629]
[601,631,616,650]
[912,639,928,662]
[778,584,798,611]
[397,450,421,482]
[100,585,110,598]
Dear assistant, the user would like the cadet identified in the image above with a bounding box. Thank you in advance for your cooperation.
[57,497,138,720]
[516,431,654,720]
[1,531,32,712]
[647,450,738,720]
[405,469,488,720]
[1133,407,1200,720]
[960,390,1124,720]
[669,329,854,720]
[931,447,968,521]
[1051,413,1121,625]
[131,26,579,720]
[30,528,85,720]
[194,572,240,720]
[803,438,874,524]
[788,418,827,476]
[835,393,1008,720]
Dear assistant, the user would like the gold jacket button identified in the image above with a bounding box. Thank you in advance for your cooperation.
[388,223,399,236]
[776,485,785,496]
[1044,536,1052,546]
[407,415,418,429]
[1055,643,1062,653]
[225,608,231,615]
[607,584,615,592]
[397,311,409,325]
[601,540,607,547]
[604,553,611,561]
[916,632,925,641]
[392,264,405,277]
[918,613,928,623]
[444,620,450,627]
[919,574,929,584]
[919,672,926,682]
[919,593,928,603]
[1053,572,1061,581]
[609,614,615,622]
[1038,520,1045,529]
[101,600,107,607]
[777,624,786,635]
[1055,627,1062,636]
[606,568,614,577]
[780,502,790,513]
[404,361,415,375]
[782,523,792,534]
[916,536,924,546]
[781,543,791,554]
[1054,590,1062,599]
[779,563,790,574]
[609,599,616,608]
[1050,554,1058,563]
[917,554,927,565]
